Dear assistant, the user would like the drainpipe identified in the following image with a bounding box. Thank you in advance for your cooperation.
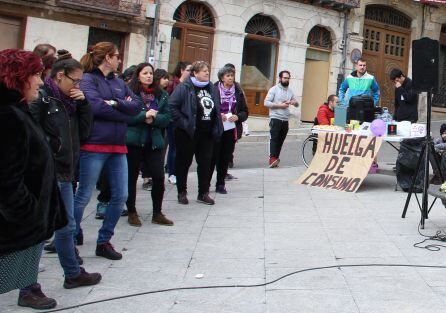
[337,10,349,94]
[145,0,160,64]
[421,3,425,37]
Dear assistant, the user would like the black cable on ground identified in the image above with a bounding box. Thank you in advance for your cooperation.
[40,263,446,313]
[414,221,446,251]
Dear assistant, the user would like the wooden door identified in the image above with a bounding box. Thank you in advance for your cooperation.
[0,15,23,50]
[301,58,330,122]
[362,22,410,112]
[181,27,213,64]
[243,90,269,116]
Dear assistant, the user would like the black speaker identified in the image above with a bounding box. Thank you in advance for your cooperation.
[412,37,439,93]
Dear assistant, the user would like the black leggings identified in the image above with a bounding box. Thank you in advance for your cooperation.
[175,129,214,195]
[126,145,165,214]
[210,130,236,187]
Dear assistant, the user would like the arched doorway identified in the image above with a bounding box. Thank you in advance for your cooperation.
[240,14,280,116]
[301,26,332,122]
[362,5,411,112]
[167,1,215,73]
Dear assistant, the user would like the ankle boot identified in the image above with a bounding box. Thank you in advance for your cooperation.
[128,212,142,227]
[18,283,57,310]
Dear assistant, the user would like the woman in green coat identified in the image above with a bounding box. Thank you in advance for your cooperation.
[125,63,173,227]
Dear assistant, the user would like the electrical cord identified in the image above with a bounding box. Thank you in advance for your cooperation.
[40,263,446,313]
[414,221,446,251]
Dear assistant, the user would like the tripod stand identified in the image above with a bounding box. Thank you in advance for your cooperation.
[401,89,444,228]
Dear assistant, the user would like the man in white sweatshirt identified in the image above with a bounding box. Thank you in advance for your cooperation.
[264,70,299,168]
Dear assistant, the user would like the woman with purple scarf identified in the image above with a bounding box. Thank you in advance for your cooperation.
[125,63,173,227]
[30,50,102,289]
[210,65,248,194]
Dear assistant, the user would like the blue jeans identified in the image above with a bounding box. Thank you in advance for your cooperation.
[74,152,128,245]
[167,124,176,176]
[55,181,80,278]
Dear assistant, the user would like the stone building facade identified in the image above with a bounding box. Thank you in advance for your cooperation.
[1,0,445,128]
[155,0,446,128]
[0,0,153,68]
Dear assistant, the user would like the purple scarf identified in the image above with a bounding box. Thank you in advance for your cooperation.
[140,90,158,110]
[218,82,236,114]
[44,77,76,115]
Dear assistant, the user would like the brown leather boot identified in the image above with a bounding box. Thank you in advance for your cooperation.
[152,213,174,226]
[128,212,142,227]
[18,283,57,310]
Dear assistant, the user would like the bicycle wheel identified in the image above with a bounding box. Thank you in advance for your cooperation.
[301,134,318,168]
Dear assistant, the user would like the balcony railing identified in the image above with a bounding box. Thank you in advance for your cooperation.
[57,0,142,17]
[312,0,360,10]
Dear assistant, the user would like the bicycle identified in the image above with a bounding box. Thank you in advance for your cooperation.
[301,133,318,167]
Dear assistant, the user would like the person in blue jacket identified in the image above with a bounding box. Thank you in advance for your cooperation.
[75,42,141,261]
[339,59,380,106]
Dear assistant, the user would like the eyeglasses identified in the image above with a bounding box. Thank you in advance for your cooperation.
[111,53,121,60]
[64,73,82,85]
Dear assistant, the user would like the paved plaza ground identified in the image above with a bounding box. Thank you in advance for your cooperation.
[2,165,446,313]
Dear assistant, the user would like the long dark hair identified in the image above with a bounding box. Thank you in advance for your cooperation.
[128,62,162,98]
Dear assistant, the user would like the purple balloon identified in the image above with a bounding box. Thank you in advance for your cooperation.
[370,119,386,137]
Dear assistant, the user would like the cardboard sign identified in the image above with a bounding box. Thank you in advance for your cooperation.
[297,132,383,192]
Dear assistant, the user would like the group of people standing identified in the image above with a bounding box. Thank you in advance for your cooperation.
[0,42,248,310]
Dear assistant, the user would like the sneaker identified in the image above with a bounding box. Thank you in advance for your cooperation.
[75,247,83,265]
[128,212,142,227]
[168,175,177,184]
[269,157,280,168]
[216,185,228,194]
[152,213,174,226]
[96,242,122,260]
[225,173,238,180]
[18,284,57,310]
[95,202,107,220]
[63,267,102,289]
[430,175,443,185]
[75,228,83,246]
[178,191,189,205]
[121,209,129,217]
[142,178,152,191]
[44,240,56,253]
[197,193,215,205]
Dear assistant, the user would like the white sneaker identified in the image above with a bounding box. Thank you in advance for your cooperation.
[168,175,177,184]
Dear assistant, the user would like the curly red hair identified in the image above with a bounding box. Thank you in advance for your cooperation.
[0,49,43,96]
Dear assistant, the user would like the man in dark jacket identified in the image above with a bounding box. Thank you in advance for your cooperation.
[389,68,418,122]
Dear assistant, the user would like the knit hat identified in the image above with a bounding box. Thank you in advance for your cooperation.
[440,123,446,135]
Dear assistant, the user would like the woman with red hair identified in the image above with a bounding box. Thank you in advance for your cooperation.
[0,49,67,309]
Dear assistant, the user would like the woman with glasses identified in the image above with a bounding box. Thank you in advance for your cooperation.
[30,49,102,289]
[75,42,141,260]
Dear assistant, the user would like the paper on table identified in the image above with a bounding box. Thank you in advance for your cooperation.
[223,112,235,131]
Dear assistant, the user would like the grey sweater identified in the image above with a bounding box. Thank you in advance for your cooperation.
[264,84,298,121]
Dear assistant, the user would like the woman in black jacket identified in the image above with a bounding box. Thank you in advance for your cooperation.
[0,49,66,309]
[30,50,101,290]
[169,61,223,205]
[210,66,248,193]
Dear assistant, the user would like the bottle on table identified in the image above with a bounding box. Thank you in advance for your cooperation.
[380,107,393,123]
